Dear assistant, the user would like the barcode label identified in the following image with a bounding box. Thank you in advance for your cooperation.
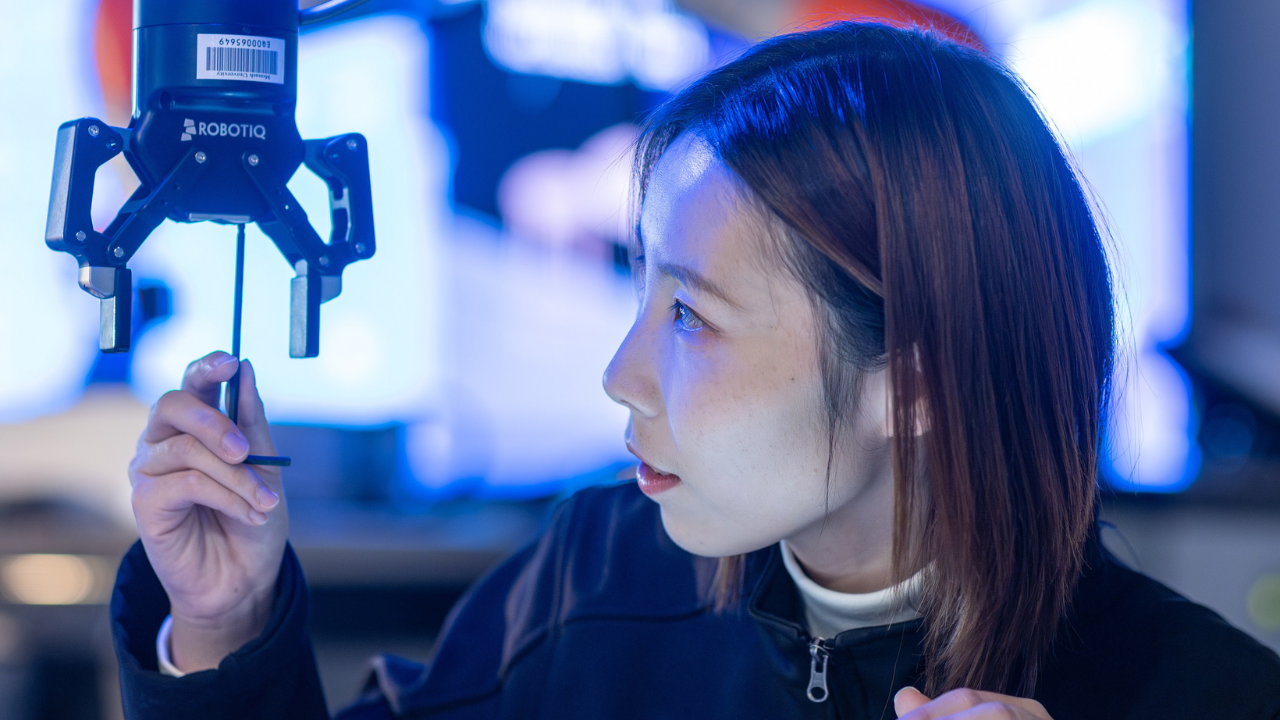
[207,47,278,75]
[195,34,285,85]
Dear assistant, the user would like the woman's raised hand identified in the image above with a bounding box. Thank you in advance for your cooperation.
[895,687,1053,720]
[129,352,288,673]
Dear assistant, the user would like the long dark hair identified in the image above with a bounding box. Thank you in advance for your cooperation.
[633,23,1115,696]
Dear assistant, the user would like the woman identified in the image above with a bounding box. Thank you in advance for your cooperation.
[112,23,1280,720]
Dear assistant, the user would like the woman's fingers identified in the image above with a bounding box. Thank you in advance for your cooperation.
[181,351,241,408]
[142,390,250,463]
[233,360,278,456]
[131,354,285,538]
[133,469,269,528]
[895,688,1051,720]
[138,433,279,513]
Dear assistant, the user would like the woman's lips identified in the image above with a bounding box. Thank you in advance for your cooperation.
[636,462,681,496]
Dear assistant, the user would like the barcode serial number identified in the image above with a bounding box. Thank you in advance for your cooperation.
[218,37,272,48]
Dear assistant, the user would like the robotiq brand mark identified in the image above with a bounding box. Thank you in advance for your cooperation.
[181,118,267,141]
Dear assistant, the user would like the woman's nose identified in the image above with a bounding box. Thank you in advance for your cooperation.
[603,319,662,419]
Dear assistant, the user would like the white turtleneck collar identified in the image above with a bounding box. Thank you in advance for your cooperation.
[778,540,923,640]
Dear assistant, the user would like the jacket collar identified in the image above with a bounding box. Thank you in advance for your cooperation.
[747,544,925,648]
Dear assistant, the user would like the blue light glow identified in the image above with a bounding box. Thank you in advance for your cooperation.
[0,0,103,421]
[482,0,710,90]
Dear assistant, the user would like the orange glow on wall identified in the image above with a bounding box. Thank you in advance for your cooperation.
[93,0,132,123]
[792,0,985,51]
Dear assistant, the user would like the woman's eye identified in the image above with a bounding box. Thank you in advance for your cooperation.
[672,300,705,332]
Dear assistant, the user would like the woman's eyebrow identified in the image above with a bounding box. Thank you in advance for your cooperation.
[654,262,743,310]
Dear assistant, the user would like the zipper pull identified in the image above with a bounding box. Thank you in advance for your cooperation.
[806,637,830,703]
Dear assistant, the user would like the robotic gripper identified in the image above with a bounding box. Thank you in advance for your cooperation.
[44,0,375,358]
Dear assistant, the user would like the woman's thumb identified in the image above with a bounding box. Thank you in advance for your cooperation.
[234,360,276,453]
[894,687,930,717]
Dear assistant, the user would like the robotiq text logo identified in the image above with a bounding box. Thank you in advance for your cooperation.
[181,118,267,141]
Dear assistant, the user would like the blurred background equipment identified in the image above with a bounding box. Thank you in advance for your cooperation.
[1,0,1278,716]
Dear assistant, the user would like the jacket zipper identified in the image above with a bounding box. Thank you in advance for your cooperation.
[806,636,830,703]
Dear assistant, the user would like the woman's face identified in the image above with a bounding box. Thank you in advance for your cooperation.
[604,133,895,560]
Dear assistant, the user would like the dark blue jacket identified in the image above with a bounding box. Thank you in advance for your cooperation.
[112,482,1280,719]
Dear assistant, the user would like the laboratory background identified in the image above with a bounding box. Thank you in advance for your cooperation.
[0,0,1278,716]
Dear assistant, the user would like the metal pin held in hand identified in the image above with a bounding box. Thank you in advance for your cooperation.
[225,224,291,468]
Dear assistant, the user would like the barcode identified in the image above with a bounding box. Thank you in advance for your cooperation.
[205,47,279,76]
[196,34,285,85]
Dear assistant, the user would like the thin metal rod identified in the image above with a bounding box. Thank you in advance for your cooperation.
[226,224,246,426]
[223,224,292,468]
